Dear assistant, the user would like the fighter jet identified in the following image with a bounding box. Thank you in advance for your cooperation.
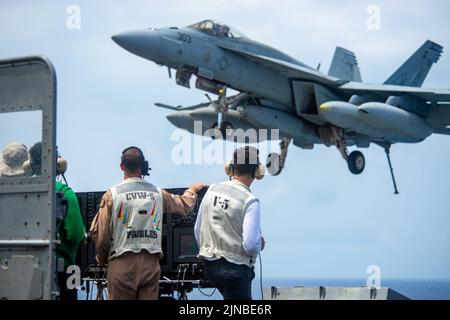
[112,19,450,193]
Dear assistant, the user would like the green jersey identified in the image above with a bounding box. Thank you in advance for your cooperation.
[56,181,85,268]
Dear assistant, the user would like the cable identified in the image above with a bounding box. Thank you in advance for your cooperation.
[197,286,217,297]
[259,253,263,300]
[180,265,189,300]
[61,173,69,186]
[85,281,90,301]
[94,265,107,300]
[104,288,108,300]
[176,265,182,300]
[89,282,93,300]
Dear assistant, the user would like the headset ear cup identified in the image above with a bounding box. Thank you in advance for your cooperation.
[142,160,150,176]
[224,161,234,177]
[255,164,265,180]
[57,157,68,175]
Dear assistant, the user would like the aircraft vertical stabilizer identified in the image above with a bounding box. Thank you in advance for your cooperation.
[384,40,443,87]
[328,47,362,82]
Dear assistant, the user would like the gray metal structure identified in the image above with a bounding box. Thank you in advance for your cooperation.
[263,286,409,300]
[0,56,58,299]
[113,20,450,193]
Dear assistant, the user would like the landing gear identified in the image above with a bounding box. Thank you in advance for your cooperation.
[384,145,399,195]
[319,126,367,175]
[220,121,233,137]
[347,151,365,175]
[203,87,234,140]
[204,92,249,140]
[175,67,194,88]
[205,88,229,129]
[318,126,400,194]
[208,121,234,140]
[266,153,281,176]
[266,137,291,176]
[211,121,233,140]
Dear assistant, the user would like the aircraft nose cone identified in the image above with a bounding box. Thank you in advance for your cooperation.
[111,31,136,48]
[111,34,123,45]
[112,30,161,61]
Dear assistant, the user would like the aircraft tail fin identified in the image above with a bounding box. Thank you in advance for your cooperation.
[328,47,362,82]
[384,40,443,87]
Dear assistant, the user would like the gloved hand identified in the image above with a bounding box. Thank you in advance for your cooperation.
[188,183,208,193]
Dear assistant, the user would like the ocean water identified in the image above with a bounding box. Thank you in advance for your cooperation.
[78,278,450,300]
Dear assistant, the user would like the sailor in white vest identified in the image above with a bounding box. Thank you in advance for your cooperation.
[90,146,206,300]
[194,146,265,300]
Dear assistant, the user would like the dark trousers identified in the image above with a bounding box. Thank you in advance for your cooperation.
[57,272,78,301]
[204,258,255,300]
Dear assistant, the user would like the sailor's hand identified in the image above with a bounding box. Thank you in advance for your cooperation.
[188,183,208,193]
[260,236,265,251]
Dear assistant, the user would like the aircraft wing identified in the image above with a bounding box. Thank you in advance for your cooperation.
[338,82,450,103]
[218,44,450,130]
[339,82,450,130]
[218,44,450,103]
[218,44,345,86]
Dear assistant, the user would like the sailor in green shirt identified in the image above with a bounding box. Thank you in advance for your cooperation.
[55,181,85,269]
[28,142,85,300]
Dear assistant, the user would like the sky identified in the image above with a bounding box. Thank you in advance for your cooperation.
[1,0,450,282]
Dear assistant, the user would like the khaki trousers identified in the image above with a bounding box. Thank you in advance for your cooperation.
[107,250,161,300]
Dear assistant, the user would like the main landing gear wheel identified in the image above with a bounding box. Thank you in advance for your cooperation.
[220,121,233,139]
[266,152,282,176]
[209,121,234,140]
[319,126,366,176]
[266,138,291,176]
[347,151,365,175]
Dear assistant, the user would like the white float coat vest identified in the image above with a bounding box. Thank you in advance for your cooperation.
[108,177,163,261]
[198,179,258,268]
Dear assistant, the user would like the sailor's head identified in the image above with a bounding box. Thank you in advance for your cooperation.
[120,146,149,177]
[225,146,265,181]
[28,142,42,175]
[24,142,67,177]
[0,143,29,176]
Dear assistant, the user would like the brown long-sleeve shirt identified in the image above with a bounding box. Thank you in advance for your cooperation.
[90,187,197,265]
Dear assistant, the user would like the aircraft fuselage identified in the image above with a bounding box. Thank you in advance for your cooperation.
[112,26,309,109]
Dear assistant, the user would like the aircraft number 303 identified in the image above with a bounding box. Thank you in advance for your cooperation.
[177,33,191,43]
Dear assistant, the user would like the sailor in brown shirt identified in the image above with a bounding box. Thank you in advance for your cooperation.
[90,146,206,300]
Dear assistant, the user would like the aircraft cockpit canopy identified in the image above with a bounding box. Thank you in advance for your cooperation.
[188,20,247,39]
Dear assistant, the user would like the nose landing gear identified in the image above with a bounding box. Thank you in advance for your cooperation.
[209,121,234,140]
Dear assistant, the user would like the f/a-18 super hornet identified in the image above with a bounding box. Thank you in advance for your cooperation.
[112,19,450,193]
